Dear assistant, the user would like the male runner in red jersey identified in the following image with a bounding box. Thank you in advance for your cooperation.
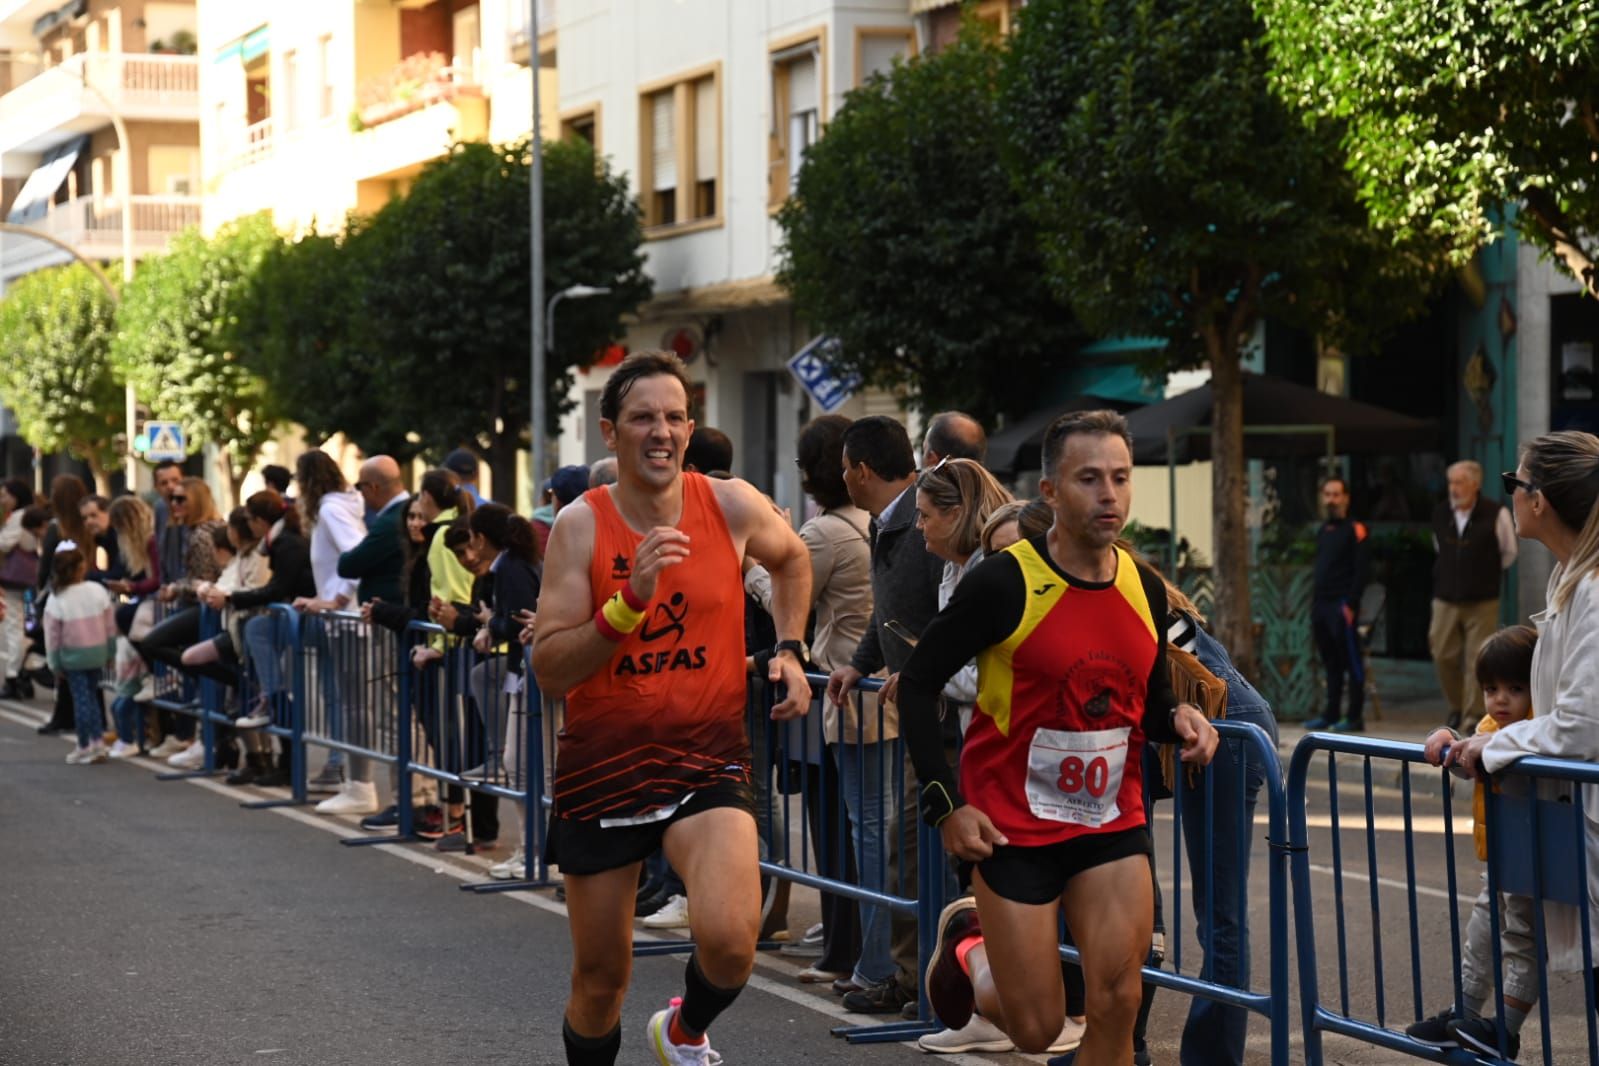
[896,409,1218,1065]
[532,351,812,1066]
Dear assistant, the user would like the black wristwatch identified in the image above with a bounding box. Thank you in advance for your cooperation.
[773,639,809,663]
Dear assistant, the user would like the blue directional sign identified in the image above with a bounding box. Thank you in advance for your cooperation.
[786,335,860,414]
[143,421,187,461]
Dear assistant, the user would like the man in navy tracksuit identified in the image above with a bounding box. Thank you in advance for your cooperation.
[1305,477,1369,732]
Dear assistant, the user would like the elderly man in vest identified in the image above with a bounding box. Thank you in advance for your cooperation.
[1430,460,1517,731]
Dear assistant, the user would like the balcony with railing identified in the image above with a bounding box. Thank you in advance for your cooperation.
[0,52,200,156]
[0,193,201,279]
[349,52,486,181]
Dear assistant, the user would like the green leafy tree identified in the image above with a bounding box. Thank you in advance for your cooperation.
[344,136,652,493]
[1003,0,1438,673]
[1260,0,1599,297]
[777,26,1081,425]
[0,264,122,491]
[113,213,282,497]
[232,225,389,455]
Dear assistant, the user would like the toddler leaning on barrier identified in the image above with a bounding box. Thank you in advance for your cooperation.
[1411,625,1539,1060]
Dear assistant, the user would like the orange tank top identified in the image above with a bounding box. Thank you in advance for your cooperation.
[555,472,750,822]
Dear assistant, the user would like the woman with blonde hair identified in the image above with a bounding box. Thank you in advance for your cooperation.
[910,458,1013,719]
[141,476,230,768]
[106,495,159,634]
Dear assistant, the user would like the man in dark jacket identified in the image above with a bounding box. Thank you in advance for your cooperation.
[338,455,410,604]
[1305,477,1370,732]
[826,415,946,1016]
[1429,460,1517,731]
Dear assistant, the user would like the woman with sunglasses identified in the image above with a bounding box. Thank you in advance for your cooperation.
[1448,433,1599,1024]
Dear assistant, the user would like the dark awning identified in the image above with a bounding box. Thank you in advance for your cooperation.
[6,135,89,225]
[1123,372,1439,464]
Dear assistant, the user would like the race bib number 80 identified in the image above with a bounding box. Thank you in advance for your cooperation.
[1025,726,1131,827]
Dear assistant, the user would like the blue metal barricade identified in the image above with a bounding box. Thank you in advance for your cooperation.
[1287,733,1599,1066]
[390,620,551,887]
[238,604,310,808]
[731,672,948,1045]
[1051,719,1292,1066]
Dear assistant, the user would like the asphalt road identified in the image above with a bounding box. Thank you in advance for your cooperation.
[3,695,1594,1066]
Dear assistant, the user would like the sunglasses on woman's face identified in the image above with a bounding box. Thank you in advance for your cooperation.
[170,495,188,503]
[1500,472,1537,497]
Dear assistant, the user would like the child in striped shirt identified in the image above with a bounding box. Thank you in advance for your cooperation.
[43,543,117,764]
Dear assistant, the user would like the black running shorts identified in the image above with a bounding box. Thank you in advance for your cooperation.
[975,825,1153,906]
[544,777,756,877]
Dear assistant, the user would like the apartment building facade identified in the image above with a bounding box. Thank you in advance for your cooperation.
[0,0,201,284]
[200,0,555,236]
[550,0,923,516]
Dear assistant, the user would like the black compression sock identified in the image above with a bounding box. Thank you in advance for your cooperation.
[678,953,745,1039]
[562,1018,620,1066]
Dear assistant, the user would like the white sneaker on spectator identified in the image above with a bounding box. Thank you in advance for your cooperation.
[168,742,205,769]
[1047,1016,1086,1053]
[82,744,108,764]
[489,848,526,880]
[641,894,690,929]
[133,677,157,703]
[65,746,90,764]
[107,740,140,759]
[314,780,380,815]
[646,1005,722,1065]
[148,736,186,758]
[917,1014,1014,1054]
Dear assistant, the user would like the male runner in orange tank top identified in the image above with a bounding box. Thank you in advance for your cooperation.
[533,351,812,1066]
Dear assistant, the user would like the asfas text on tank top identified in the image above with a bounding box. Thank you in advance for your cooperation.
[555,472,750,825]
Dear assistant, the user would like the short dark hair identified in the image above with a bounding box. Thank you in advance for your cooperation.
[685,427,734,475]
[154,459,183,474]
[924,411,987,464]
[842,416,915,482]
[1475,624,1537,687]
[20,505,51,533]
[79,494,110,514]
[1,478,33,508]
[260,464,292,494]
[1320,476,1350,495]
[1041,410,1133,478]
[600,349,694,425]
[796,415,852,510]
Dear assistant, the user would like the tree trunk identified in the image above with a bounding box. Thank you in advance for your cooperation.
[489,441,518,511]
[86,456,111,497]
[214,449,243,511]
[1207,337,1256,679]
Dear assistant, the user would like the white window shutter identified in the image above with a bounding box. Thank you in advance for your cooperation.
[694,78,717,183]
[652,92,676,191]
[787,55,816,118]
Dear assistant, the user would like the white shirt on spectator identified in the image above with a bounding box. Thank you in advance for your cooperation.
[309,489,364,605]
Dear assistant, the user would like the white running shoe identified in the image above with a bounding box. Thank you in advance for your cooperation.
[314,780,380,815]
[81,744,108,764]
[168,742,205,769]
[646,1005,723,1066]
[65,746,90,764]
[641,894,690,929]
[107,740,140,759]
[1047,1016,1086,1053]
[489,848,526,880]
[148,735,186,758]
[917,1014,1015,1054]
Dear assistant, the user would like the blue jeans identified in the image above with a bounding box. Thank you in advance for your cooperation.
[831,738,898,985]
[112,694,141,749]
[1177,702,1277,1066]
[65,669,101,749]
[243,613,282,696]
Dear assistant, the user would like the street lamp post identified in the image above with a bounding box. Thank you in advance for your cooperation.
[528,0,547,506]
[546,284,612,354]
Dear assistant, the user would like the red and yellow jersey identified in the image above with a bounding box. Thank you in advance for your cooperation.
[897,537,1178,846]
[555,473,750,823]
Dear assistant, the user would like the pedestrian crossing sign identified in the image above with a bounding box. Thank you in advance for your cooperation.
[143,421,186,461]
